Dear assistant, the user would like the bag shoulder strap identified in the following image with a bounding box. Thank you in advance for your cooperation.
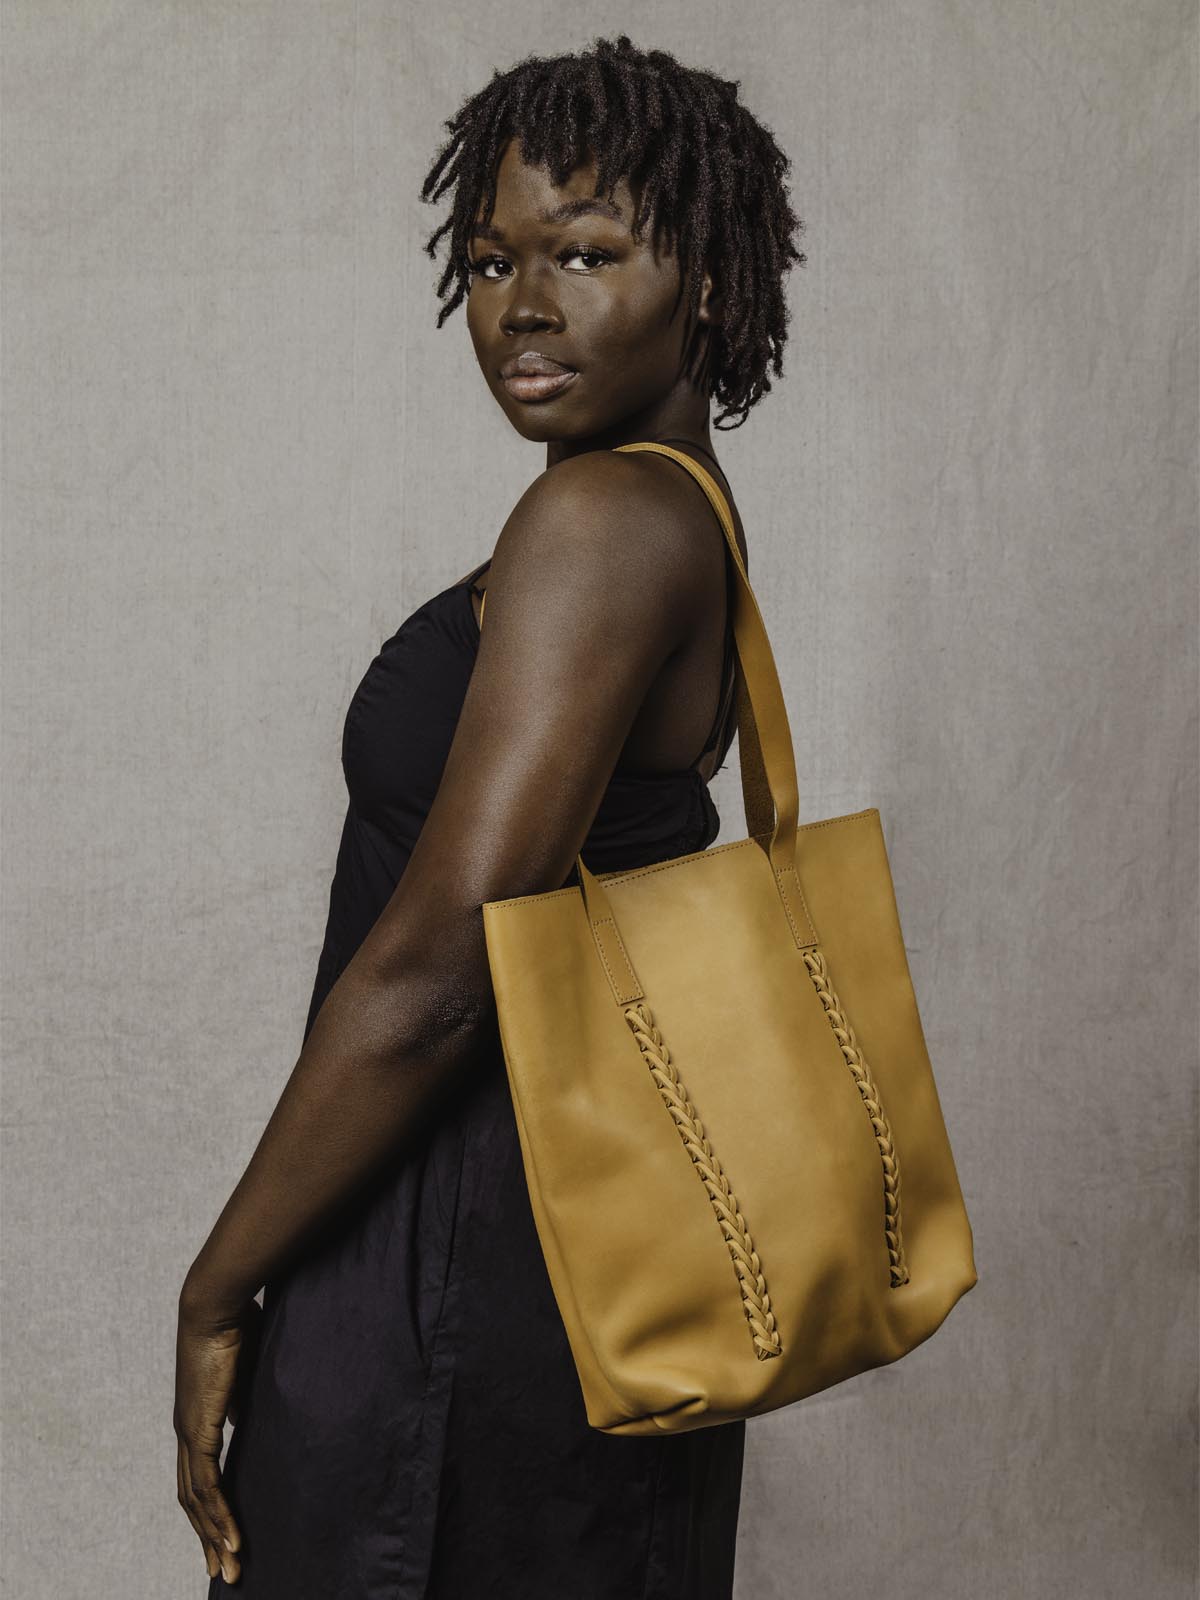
[611,442,795,855]
[568,443,817,979]
[478,443,807,935]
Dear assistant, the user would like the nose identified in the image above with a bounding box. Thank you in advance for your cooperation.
[499,270,564,337]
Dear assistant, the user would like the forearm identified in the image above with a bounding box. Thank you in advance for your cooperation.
[181,938,494,1323]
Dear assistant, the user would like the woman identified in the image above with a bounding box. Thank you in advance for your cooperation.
[175,33,805,1598]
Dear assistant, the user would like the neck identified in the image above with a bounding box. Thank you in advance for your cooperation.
[543,389,717,473]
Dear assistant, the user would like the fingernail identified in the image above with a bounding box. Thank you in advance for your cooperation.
[224,1538,234,1552]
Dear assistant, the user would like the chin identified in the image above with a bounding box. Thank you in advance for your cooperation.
[502,411,592,445]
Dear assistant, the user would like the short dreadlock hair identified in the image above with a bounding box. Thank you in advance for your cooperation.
[419,34,807,430]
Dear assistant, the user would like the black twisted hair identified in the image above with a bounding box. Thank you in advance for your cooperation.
[419,34,807,430]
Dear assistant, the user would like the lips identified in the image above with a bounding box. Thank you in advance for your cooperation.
[499,353,579,403]
[502,371,578,402]
[499,351,577,378]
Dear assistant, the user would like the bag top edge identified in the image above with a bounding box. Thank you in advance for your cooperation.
[480,807,881,915]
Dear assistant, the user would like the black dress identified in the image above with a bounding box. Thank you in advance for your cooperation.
[208,544,745,1600]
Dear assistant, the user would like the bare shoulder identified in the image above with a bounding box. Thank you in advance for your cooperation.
[530,443,691,510]
[490,447,710,609]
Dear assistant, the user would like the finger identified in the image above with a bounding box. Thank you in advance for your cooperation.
[180,1443,226,1580]
[181,1437,239,1581]
[178,1438,222,1579]
[188,1441,242,1556]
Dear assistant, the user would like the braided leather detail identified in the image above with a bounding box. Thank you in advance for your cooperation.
[622,1002,783,1361]
[802,948,910,1286]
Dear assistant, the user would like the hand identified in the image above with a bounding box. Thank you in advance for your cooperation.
[173,1286,264,1585]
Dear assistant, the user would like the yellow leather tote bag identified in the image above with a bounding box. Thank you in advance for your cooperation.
[480,441,978,1436]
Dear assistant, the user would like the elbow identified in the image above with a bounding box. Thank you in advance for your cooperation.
[307,940,496,1075]
[344,906,498,1058]
[409,980,496,1050]
[367,956,496,1062]
[374,967,495,1061]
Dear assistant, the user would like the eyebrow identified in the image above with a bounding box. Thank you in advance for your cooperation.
[470,198,625,241]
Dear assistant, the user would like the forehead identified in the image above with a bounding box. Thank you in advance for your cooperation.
[472,139,640,241]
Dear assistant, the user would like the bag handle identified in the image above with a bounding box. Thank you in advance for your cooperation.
[610,443,795,856]
[477,440,818,990]
[574,443,818,988]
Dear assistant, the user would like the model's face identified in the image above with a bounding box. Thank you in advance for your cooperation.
[465,139,716,448]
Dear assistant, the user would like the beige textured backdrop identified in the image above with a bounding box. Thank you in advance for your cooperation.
[3,4,1196,1596]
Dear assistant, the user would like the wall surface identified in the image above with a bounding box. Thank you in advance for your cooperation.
[2,3,1196,1596]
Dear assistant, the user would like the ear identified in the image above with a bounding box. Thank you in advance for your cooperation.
[697,265,724,327]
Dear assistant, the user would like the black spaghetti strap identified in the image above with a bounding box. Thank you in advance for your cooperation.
[694,545,739,766]
[459,556,492,594]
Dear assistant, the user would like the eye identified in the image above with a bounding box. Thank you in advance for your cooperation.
[560,246,614,272]
[465,254,507,281]
[465,245,615,281]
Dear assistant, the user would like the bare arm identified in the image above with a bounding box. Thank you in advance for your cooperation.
[179,449,704,1320]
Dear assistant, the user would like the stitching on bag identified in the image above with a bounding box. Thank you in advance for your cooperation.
[585,844,740,889]
[621,1000,783,1361]
[773,867,803,945]
[795,808,878,833]
[482,812,882,916]
[591,915,640,1003]
[791,869,820,945]
[804,947,910,1287]
[482,841,754,915]
[777,863,819,946]
[482,840,751,915]
[772,865,818,948]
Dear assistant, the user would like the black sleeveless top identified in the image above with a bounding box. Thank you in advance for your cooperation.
[209,505,746,1600]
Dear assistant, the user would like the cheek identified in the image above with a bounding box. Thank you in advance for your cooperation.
[596,325,680,398]
[466,301,497,374]
[587,294,676,368]
[465,293,482,346]
[596,274,686,359]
